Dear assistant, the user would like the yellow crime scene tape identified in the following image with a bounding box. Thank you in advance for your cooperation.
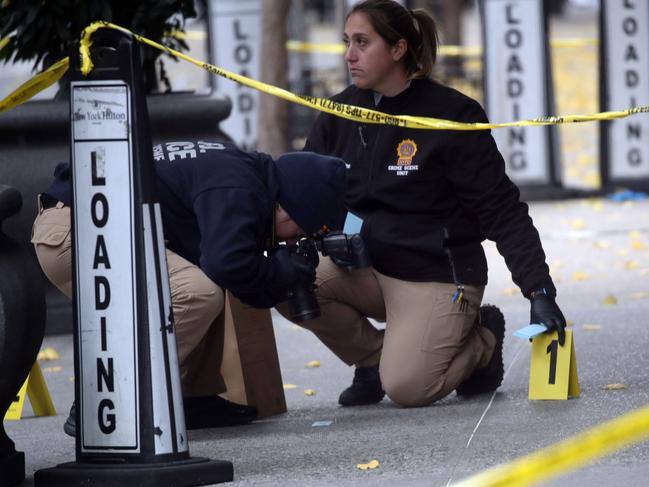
[76,22,649,131]
[0,57,69,114]
[174,31,479,55]
[1,21,647,131]
[452,403,649,487]
[168,30,207,42]
[173,30,596,56]
[284,37,597,56]
[286,40,483,56]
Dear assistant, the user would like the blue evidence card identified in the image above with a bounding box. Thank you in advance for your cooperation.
[513,324,549,340]
[343,212,363,234]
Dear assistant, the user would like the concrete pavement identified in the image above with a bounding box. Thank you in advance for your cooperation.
[5,195,649,486]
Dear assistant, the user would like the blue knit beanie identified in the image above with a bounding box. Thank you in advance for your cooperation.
[275,152,347,235]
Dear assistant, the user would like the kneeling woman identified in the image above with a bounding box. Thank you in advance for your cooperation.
[282,0,566,407]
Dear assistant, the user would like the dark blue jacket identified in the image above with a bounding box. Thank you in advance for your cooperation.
[153,141,282,307]
[46,141,346,308]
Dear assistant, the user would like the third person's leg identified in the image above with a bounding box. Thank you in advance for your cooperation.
[166,250,257,428]
[166,249,225,398]
[277,256,387,405]
[278,256,386,366]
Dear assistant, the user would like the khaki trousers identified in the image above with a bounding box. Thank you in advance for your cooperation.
[283,256,496,407]
[31,201,226,397]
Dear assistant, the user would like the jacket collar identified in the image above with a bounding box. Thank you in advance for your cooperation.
[352,78,422,110]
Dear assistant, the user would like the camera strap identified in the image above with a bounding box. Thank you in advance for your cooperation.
[261,203,277,251]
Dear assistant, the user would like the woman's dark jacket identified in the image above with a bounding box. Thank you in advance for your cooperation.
[305,78,555,297]
[47,142,293,307]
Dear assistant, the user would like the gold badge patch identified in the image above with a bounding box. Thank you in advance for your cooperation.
[396,139,417,166]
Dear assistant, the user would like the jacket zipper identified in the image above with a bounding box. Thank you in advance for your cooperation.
[366,125,381,194]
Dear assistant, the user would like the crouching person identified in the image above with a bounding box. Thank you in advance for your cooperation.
[31,140,347,435]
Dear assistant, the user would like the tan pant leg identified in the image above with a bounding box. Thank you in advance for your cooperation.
[277,256,385,366]
[166,250,226,397]
[31,203,73,298]
[377,275,495,407]
[31,201,226,397]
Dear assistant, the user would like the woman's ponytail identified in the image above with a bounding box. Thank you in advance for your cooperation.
[409,9,439,79]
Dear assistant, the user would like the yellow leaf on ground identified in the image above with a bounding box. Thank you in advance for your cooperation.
[625,261,639,270]
[43,366,62,373]
[572,271,589,281]
[305,360,321,368]
[603,383,627,390]
[283,384,297,390]
[617,249,629,256]
[602,295,618,305]
[631,240,648,251]
[304,389,316,396]
[37,347,60,361]
[570,219,586,230]
[502,287,517,296]
[582,324,602,331]
[594,240,609,249]
[587,199,603,210]
[628,230,642,239]
[356,460,380,470]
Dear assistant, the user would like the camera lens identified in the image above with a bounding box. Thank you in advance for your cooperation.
[287,284,320,322]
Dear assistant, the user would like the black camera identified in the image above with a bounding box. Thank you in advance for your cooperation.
[285,231,371,322]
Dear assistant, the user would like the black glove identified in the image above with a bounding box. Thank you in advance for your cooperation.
[270,247,317,301]
[530,290,567,346]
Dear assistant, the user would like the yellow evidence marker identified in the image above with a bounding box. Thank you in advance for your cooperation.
[529,330,580,400]
[4,362,56,420]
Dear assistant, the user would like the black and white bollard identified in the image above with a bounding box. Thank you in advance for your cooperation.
[480,0,564,198]
[0,186,47,487]
[599,0,649,192]
[34,29,233,486]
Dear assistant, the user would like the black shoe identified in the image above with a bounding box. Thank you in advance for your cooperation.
[63,396,257,435]
[338,365,385,406]
[183,395,258,430]
[456,305,505,396]
[63,402,76,437]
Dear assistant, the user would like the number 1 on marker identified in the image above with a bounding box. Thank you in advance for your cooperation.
[546,339,558,385]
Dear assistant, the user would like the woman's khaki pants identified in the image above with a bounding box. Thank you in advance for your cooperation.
[281,256,496,407]
[31,201,226,398]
